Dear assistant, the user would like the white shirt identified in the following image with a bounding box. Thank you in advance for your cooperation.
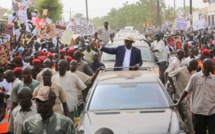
[122,47,132,71]
[8,103,37,134]
[7,78,22,96]
[165,57,181,73]
[181,56,195,66]
[0,79,11,93]
[97,27,112,44]
[51,72,86,112]
[151,40,168,62]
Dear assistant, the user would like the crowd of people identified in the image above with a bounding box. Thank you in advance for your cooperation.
[0,18,215,134]
[149,30,215,134]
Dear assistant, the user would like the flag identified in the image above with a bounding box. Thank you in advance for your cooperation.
[73,104,80,126]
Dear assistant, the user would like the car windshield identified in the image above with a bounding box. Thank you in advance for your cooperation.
[103,46,152,62]
[89,83,169,111]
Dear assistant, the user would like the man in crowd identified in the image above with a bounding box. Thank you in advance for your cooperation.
[33,68,69,116]
[0,84,7,133]
[31,59,42,79]
[151,33,168,84]
[83,43,95,63]
[70,60,102,85]
[0,68,11,94]
[8,87,37,134]
[89,52,105,72]
[4,70,22,110]
[181,48,196,66]
[100,35,142,71]
[23,86,75,134]
[94,21,113,44]
[172,58,215,134]
[73,51,94,76]
[11,66,40,111]
[51,59,86,119]
[36,59,57,82]
[13,67,22,80]
[164,50,184,83]
[59,49,66,60]
[168,59,198,134]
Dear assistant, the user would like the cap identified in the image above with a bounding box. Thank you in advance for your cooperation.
[68,48,75,54]
[59,50,66,53]
[33,86,56,101]
[124,35,135,43]
[38,56,46,62]
[33,59,41,64]
[13,67,22,73]
[15,56,22,61]
[47,53,54,58]
[66,56,73,62]
[201,48,210,55]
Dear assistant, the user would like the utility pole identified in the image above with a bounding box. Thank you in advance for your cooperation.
[190,0,192,26]
[174,0,176,10]
[157,0,160,26]
[184,0,185,11]
[70,7,72,21]
[85,0,89,24]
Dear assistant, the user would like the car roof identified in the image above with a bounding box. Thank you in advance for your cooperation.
[97,71,159,84]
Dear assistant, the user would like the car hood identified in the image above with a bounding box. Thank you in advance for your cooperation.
[80,109,174,134]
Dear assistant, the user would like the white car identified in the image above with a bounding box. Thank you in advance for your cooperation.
[77,70,186,134]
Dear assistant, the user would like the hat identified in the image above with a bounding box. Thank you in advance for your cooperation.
[68,48,75,54]
[66,56,73,62]
[38,56,46,62]
[33,86,56,101]
[13,67,22,73]
[33,59,41,64]
[15,56,22,61]
[59,50,66,53]
[124,35,135,43]
[201,48,210,55]
[47,53,54,58]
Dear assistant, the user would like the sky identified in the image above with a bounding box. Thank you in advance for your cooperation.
[0,0,209,21]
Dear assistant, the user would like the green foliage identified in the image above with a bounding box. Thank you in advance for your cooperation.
[92,0,166,30]
[35,0,63,22]
[92,0,197,30]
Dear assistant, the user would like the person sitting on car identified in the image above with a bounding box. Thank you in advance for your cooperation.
[99,35,142,71]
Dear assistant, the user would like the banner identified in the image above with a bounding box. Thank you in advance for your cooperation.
[17,9,28,23]
[61,31,74,45]
[45,24,55,38]
[193,19,205,31]
[175,18,188,31]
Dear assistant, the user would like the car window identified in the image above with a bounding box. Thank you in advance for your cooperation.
[103,47,152,62]
[89,83,169,111]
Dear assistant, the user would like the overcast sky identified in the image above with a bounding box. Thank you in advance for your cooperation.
[0,0,208,20]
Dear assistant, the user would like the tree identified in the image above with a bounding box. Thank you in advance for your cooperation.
[92,0,166,30]
[35,0,62,22]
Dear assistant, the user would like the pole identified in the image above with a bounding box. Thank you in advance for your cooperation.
[174,0,176,10]
[70,7,71,21]
[157,0,160,26]
[85,0,89,24]
[184,0,185,10]
[190,0,192,26]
